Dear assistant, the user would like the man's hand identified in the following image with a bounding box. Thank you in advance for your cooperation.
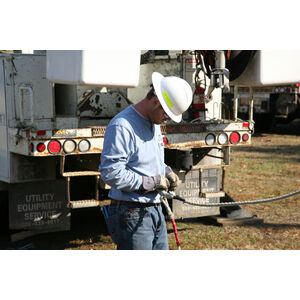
[142,175,170,193]
[165,166,181,191]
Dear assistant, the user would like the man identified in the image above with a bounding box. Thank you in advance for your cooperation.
[99,72,193,250]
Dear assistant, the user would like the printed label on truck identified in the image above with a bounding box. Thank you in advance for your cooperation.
[173,169,220,218]
[53,129,77,137]
[9,179,70,231]
[185,58,197,71]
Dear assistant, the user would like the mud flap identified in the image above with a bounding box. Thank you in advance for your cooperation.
[172,168,220,219]
[8,179,70,233]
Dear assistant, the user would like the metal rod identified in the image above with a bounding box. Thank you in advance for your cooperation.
[221,166,225,192]
[199,168,202,197]
[233,86,239,121]
[95,175,100,200]
[60,156,65,175]
[67,177,71,208]
[249,86,254,122]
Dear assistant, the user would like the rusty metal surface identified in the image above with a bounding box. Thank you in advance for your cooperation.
[8,121,252,157]
[161,121,252,149]
[164,133,251,149]
[161,120,254,135]
[91,127,107,137]
[161,124,208,134]
[62,171,100,177]
[70,200,101,209]
[164,140,206,149]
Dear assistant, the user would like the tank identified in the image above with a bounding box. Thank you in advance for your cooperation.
[231,50,300,86]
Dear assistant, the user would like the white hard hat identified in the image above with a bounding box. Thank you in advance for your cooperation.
[152,72,193,123]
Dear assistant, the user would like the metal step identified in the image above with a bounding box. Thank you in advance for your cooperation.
[62,171,100,177]
[69,199,101,209]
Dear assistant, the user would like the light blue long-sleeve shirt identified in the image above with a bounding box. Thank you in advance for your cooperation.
[99,105,165,203]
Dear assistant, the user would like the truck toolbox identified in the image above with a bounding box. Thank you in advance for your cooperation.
[46,50,141,87]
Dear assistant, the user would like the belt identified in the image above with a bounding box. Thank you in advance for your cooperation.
[110,199,161,207]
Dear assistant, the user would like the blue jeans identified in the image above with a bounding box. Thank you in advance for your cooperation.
[105,202,168,250]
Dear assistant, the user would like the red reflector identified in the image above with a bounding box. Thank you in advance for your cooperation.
[37,130,46,136]
[242,133,249,142]
[29,143,34,152]
[37,143,46,152]
[163,137,168,145]
[230,132,240,144]
[48,140,61,154]
[243,122,250,127]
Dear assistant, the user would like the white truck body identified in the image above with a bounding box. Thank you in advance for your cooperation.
[46,50,141,87]
[231,50,300,86]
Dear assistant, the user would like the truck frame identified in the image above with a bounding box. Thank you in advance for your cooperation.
[0,50,273,239]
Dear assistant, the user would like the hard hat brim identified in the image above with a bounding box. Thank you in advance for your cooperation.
[152,72,182,123]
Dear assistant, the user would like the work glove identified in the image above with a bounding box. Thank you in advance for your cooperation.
[141,175,170,193]
[165,166,181,191]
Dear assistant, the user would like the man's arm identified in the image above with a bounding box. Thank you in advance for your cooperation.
[99,125,142,191]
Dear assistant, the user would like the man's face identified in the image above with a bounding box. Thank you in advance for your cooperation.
[150,98,171,124]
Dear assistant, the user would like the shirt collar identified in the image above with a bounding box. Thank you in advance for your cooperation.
[130,105,153,129]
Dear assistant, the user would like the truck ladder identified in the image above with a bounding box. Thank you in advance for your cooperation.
[60,156,102,209]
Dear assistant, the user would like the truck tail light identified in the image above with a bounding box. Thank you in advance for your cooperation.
[163,137,168,145]
[229,132,240,144]
[37,143,46,152]
[205,133,216,146]
[78,139,90,152]
[29,143,34,152]
[48,140,61,154]
[63,139,76,153]
[242,133,250,142]
[217,133,228,145]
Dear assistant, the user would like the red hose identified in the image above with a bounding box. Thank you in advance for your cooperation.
[171,218,181,249]
[160,197,182,249]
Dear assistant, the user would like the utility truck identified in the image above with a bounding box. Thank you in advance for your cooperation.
[223,84,300,131]
[1,50,300,239]
[225,51,300,131]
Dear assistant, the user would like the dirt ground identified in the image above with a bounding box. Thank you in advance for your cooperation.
[1,119,300,250]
